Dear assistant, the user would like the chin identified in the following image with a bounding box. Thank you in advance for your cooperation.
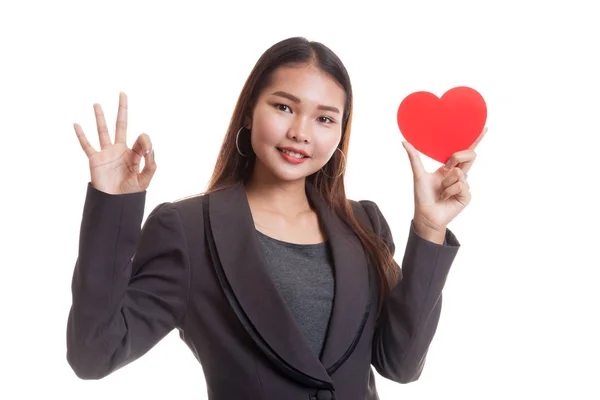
[265,164,312,182]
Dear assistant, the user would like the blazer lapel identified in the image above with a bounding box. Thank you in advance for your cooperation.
[206,182,332,386]
[205,181,372,385]
[304,182,372,372]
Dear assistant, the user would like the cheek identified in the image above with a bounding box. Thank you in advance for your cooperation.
[251,107,288,145]
[314,132,342,159]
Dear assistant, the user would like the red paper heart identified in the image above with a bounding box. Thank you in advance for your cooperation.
[397,86,487,164]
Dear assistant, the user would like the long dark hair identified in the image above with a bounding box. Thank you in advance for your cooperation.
[206,37,399,318]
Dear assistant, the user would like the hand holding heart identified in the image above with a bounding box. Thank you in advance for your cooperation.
[402,127,487,234]
[396,86,487,238]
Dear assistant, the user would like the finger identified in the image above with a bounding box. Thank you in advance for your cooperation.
[456,160,474,176]
[441,167,466,189]
[402,141,426,180]
[444,149,477,173]
[73,123,97,157]
[469,126,488,150]
[94,103,112,149]
[131,133,153,160]
[138,149,157,189]
[440,180,469,201]
[444,126,487,171]
[115,92,128,144]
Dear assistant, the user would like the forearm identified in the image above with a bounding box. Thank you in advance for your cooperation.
[371,222,460,383]
[67,183,189,380]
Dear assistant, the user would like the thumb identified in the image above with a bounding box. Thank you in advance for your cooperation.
[402,141,426,180]
[138,149,157,189]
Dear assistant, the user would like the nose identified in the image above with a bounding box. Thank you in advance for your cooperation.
[287,118,310,143]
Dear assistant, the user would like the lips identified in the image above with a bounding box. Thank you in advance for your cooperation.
[277,147,310,159]
[277,147,309,165]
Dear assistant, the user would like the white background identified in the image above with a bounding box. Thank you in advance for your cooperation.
[1,0,598,398]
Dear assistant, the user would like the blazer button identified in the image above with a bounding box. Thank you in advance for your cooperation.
[315,389,333,400]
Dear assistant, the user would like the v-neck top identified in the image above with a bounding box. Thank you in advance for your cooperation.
[255,229,335,358]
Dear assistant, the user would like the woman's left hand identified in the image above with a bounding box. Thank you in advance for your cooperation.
[401,127,487,237]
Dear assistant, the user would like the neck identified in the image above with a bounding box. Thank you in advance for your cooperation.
[245,174,311,217]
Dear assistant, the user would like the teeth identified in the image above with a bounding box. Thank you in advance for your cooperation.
[281,149,306,159]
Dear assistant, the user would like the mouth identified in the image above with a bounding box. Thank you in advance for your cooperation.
[277,147,310,159]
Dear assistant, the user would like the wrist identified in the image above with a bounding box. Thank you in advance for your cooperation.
[412,217,446,244]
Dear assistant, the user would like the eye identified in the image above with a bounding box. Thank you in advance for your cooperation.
[317,116,335,124]
[275,104,291,113]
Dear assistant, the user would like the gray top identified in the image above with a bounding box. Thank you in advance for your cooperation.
[256,230,334,358]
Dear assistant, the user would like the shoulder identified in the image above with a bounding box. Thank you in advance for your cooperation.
[160,194,207,233]
[348,199,389,234]
[144,192,207,230]
[348,199,394,247]
[348,198,396,256]
[172,192,206,211]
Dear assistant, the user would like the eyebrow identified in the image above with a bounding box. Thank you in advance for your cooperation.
[271,91,341,114]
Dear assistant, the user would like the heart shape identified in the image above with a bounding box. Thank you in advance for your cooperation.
[397,86,487,164]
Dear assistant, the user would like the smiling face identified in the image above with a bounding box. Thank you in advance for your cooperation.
[247,63,346,184]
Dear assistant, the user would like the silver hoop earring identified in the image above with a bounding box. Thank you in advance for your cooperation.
[236,127,250,157]
[320,148,346,179]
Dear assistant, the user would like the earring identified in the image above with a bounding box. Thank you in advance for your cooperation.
[236,127,250,157]
[320,148,346,179]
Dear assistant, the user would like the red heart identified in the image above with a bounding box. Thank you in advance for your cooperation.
[397,86,487,164]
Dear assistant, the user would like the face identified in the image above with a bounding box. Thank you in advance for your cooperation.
[248,63,346,183]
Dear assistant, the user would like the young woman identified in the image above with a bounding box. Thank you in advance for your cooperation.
[67,37,483,400]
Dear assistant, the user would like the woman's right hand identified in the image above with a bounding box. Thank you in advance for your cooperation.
[74,92,157,195]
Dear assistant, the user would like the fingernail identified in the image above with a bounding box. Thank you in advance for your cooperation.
[151,149,155,161]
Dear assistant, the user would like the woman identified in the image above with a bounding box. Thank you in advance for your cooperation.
[67,37,483,400]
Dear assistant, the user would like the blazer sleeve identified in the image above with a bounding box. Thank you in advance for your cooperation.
[66,183,190,379]
[359,200,460,384]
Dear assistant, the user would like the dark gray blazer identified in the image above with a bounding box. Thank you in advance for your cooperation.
[66,180,460,400]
